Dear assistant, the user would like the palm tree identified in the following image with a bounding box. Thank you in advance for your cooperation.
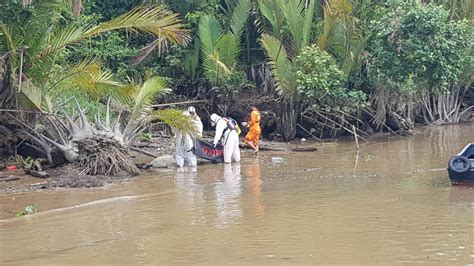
[0,1,194,172]
[0,1,190,111]
[317,0,364,76]
[257,0,317,140]
[197,0,251,115]
[198,0,251,86]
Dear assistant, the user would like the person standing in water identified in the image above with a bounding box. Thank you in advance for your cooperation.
[243,106,261,152]
[175,111,197,168]
[210,113,241,164]
[188,106,203,137]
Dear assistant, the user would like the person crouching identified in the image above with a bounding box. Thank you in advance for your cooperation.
[210,113,241,164]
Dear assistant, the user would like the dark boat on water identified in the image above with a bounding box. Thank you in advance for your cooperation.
[448,143,474,185]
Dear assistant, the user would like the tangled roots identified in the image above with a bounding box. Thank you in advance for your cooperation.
[74,137,139,176]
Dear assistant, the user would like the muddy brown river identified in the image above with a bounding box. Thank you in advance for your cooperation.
[1,124,473,264]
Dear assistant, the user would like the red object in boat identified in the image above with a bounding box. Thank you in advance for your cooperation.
[6,165,17,170]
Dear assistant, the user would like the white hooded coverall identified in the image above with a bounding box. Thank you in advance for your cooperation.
[175,132,197,167]
[213,117,240,163]
[175,111,198,167]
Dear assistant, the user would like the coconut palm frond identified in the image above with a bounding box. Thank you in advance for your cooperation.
[228,0,251,38]
[66,61,125,102]
[124,76,170,136]
[35,24,90,61]
[0,24,18,52]
[260,34,297,97]
[35,4,190,63]
[152,109,197,135]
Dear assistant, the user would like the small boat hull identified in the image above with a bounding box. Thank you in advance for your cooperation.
[448,169,474,185]
[448,143,474,185]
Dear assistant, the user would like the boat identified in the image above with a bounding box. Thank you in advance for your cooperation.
[447,143,474,185]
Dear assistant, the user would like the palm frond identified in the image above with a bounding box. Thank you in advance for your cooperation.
[215,34,240,71]
[317,0,359,67]
[152,109,197,135]
[65,61,125,102]
[198,16,241,86]
[229,0,251,38]
[260,34,297,97]
[18,79,52,112]
[280,0,305,50]
[0,23,20,54]
[302,0,317,48]
[257,0,284,37]
[182,40,200,79]
[18,80,43,111]
[341,38,366,76]
[198,15,223,56]
[204,52,231,86]
[35,4,190,62]
[23,0,67,56]
[124,76,170,136]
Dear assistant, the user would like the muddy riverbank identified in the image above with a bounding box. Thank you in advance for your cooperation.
[0,133,318,193]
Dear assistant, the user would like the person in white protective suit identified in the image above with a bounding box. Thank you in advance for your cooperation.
[175,111,198,167]
[210,113,241,164]
[188,106,203,137]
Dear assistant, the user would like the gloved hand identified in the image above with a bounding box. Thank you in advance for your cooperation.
[241,122,248,127]
[213,141,218,148]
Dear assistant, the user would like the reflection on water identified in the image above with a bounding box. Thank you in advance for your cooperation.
[0,124,473,264]
[175,162,265,227]
[245,161,265,217]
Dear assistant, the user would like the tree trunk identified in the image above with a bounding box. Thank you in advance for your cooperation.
[0,54,13,109]
[278,99,300,140]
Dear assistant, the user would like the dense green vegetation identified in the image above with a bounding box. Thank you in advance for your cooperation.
[0,0,472,164]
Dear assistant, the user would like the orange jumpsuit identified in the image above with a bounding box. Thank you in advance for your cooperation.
[245,110,261,147]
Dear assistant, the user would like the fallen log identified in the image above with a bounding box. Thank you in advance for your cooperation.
[130,147,159,158]
[0,176,20,182]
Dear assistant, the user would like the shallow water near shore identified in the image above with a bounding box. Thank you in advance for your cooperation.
[1,124,473,264]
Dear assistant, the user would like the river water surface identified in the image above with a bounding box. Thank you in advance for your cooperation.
[1,125,473,264]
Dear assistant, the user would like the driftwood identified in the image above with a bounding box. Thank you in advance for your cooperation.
[130,146,159,158]
[151,99,208,108]
[0,175,20,182]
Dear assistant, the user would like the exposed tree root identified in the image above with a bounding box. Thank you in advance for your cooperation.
[74,137,139,176]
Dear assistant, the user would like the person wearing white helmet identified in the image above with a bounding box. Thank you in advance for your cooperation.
[210,113,241,164]
[188,106,203,137]
[175,111,198,167]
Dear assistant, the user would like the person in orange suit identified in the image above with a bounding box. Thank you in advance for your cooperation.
[243,106,261,152]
